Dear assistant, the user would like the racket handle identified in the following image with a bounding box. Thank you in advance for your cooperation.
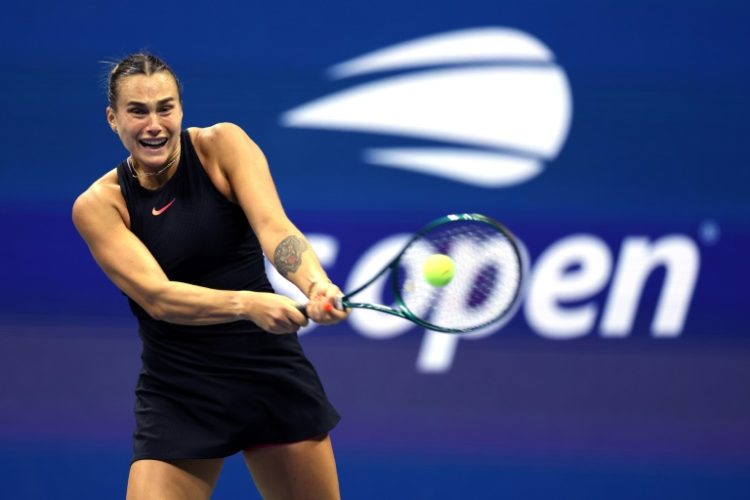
[334,296,344,311]
[295,303,309,318]
[295,298,344,318]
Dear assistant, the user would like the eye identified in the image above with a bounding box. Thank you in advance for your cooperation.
[129,107,147,116]
[158,105,173,115]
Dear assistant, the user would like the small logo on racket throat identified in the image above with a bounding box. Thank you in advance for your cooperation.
[152,198,176,216]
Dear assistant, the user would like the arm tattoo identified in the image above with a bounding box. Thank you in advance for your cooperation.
[273,235,308,277]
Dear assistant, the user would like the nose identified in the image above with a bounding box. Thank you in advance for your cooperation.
[145,112,162,134]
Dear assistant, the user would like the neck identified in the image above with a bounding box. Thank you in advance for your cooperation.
[127,153,179,178]
[126,136,182,187]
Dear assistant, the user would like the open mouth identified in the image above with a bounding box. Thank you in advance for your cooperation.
[139,138,168,149]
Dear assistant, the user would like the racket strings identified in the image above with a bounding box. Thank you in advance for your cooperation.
[395,220,522,331]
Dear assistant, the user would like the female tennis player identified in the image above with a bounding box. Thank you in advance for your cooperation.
[72,53,346,499]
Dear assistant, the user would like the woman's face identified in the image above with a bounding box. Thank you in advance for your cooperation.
[106,71,183,170]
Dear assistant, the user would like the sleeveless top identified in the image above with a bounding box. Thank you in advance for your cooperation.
[116,129,273,334]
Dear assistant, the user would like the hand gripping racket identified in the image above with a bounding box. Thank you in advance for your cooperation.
[309,213,527,334]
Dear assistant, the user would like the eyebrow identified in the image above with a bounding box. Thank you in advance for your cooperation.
[126,97,176,106]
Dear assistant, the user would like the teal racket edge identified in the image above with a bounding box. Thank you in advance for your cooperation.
[333,213,527,334]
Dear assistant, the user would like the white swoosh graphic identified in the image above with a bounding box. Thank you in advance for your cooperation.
[365,148,543,187]
[282,66,571,156]
[329,27,553,79]
[281,27,572,187]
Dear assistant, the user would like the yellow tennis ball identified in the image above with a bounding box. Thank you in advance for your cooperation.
[423,254,455,287]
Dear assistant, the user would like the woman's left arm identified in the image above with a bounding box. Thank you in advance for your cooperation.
[201,123,347,324]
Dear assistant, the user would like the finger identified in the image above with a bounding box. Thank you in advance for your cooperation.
[268,324,295,335]
[289,305,309,327]
[290,314,309,328]
[296,302,309,318]
[276,318,302,334]
[307,302,333,323]
[311,293,342,310]
[312,301,347,324]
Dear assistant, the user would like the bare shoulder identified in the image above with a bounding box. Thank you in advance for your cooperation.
[190,123,266,165]
[192,122,253,144]
[73,169,119,218]
[72,169,127,234]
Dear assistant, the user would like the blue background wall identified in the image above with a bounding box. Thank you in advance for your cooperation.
[1,1,748,498]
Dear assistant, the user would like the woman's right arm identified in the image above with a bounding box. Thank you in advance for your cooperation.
[71,178,307,333]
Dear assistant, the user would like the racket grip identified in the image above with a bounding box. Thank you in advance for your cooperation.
[295,303,309,318]
[296,298,344,317]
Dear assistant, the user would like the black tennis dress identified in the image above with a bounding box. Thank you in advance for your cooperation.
[117,129,339,461]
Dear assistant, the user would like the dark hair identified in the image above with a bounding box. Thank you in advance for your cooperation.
[107,53,183,108]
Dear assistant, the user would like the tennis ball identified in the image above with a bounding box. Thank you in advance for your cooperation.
[423,254,455,287]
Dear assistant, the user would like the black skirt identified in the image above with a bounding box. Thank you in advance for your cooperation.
[131,321,340,461]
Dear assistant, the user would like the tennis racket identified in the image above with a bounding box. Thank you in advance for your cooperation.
[304,213,526,334]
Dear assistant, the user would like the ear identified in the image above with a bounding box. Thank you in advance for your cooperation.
[105,106,117,133]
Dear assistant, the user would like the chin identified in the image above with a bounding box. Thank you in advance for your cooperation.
[137,144,177,166]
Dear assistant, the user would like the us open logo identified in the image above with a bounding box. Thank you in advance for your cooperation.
[271,29,701,374]
[281,27,572,188]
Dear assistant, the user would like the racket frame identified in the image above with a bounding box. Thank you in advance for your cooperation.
[338,213,525,333]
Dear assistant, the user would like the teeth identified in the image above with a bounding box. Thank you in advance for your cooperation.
[140,138,168,148]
